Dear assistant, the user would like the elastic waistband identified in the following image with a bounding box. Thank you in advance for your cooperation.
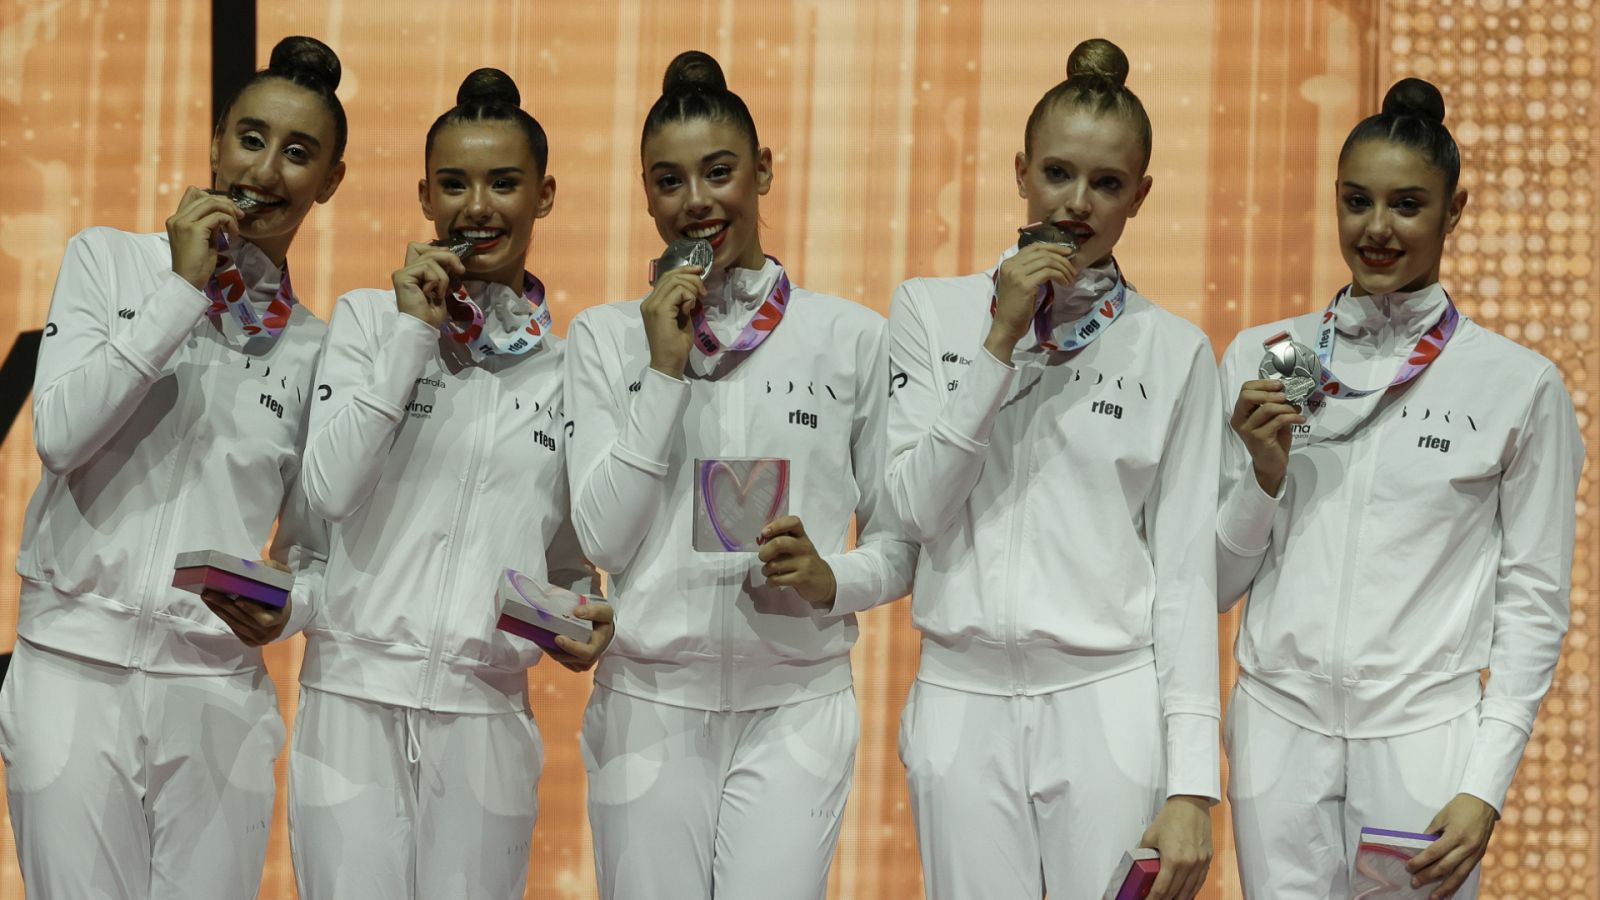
[299,630,530,715]
[595,652,853,712]
[18,578,260,674]
[917,635,1155,696]
[1235,667,1482,739]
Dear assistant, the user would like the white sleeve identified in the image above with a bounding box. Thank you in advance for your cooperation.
[565,313,689,574]
[543,441,598,597]
[1146,336,1224,801]
[1456,363,1583,813]
[32,232,212,474]
[883,283,1017,544]
[299,295,437,522]
[268,410,329,640]
[1216,333,1280,610]
[821,318,918,617]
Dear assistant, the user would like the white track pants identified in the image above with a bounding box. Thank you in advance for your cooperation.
[287,687,543,900]
[899,666,1168,899]
[582,685,859,900]
[0,639,283,900]
[1226,684,1482,899]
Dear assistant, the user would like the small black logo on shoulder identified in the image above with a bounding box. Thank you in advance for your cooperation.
[117,308,135,320]
[44,322,58,337]
[940,351,971,365]
[317,384,333,401]
[628,380,641,393]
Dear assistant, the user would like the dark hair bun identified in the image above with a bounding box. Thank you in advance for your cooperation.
[457,68,521,107]
[662,50,727,94]
[1066,38,1130,87]
[268,36,341,91]
[1382,77,1446,124]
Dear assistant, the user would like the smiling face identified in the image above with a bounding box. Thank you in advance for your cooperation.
[1336,139,1468,296]
[641,117,772,272]
[419,120,555,288]
[1015,106,1152,268]
[210,78,346,265]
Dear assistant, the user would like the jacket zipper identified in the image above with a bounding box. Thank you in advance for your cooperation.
[721,318,740,713]
[1002,358,1035,694]
[420,368,488,708]
[131,332,211,669]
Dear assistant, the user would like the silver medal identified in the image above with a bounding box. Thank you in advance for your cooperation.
[651,238,714,285]
[210,188,265,213]
[1258,336,1319,405]
[1016,223,1079,254]
[430,234,478,259]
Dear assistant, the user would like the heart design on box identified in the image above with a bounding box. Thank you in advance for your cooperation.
[507,570,582,616]
[699,459,789,551]
[1352,847,1415,899]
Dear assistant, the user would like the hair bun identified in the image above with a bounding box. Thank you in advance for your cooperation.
[268,36,341,91]
[1381,77,1446,124]
[1066,38,1130,87]
[662,50,727,94]
[456,68,521,107]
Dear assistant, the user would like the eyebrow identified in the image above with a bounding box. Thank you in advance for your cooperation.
[650,148,738,173]
[433,166,526,177]
[1039,157,1131,178]
[1340,180,1431,193]
[237,117,323,151]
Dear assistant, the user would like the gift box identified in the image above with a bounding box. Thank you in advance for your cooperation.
[172,550,293,608]
[1102,848,1160,900]
[495,568,595,653]
[692,457,789,552]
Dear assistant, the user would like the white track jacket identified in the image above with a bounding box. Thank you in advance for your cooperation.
[16,227,326,673]
[565,260,916,713]
[299,286,589,715]
[885,256,1222,801]
[1217,282,1584,812]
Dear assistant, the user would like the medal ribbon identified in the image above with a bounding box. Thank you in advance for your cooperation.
[440,272,552,360]
[988,256,1128,352]
[690,256,793,356]
[204,234,296,338]
[1311,286,1461,399]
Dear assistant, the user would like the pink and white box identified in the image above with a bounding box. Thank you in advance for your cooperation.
[494,569,595,653]
[1102,848,1160,900]
[172,550,293,608]
[1352,827,1438,899]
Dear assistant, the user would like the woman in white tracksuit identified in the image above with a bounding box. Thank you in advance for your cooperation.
[1218,78,1583,900]
[885,39,1219,900]
[566,50,916,900]
[0,36,346,899]
[288,68,614,899]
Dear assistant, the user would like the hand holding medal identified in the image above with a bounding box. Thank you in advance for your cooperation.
[392,239,469,329]
[642,238,711,377]
[986,223,1080,365]
[1231,332,1312,495]
[166,186,246,289]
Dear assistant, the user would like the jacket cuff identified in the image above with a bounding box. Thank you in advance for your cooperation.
[1165,711,1222,802]
[818,550,881,617]
[1457,717,1531,815]
[1217,472,1283,556]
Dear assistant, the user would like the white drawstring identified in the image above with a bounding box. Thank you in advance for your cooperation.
[405,707,422,765]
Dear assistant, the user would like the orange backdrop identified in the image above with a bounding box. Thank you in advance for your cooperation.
[0,1,1595,897]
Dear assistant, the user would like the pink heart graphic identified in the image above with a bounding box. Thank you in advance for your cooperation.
[699,459,789,551]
